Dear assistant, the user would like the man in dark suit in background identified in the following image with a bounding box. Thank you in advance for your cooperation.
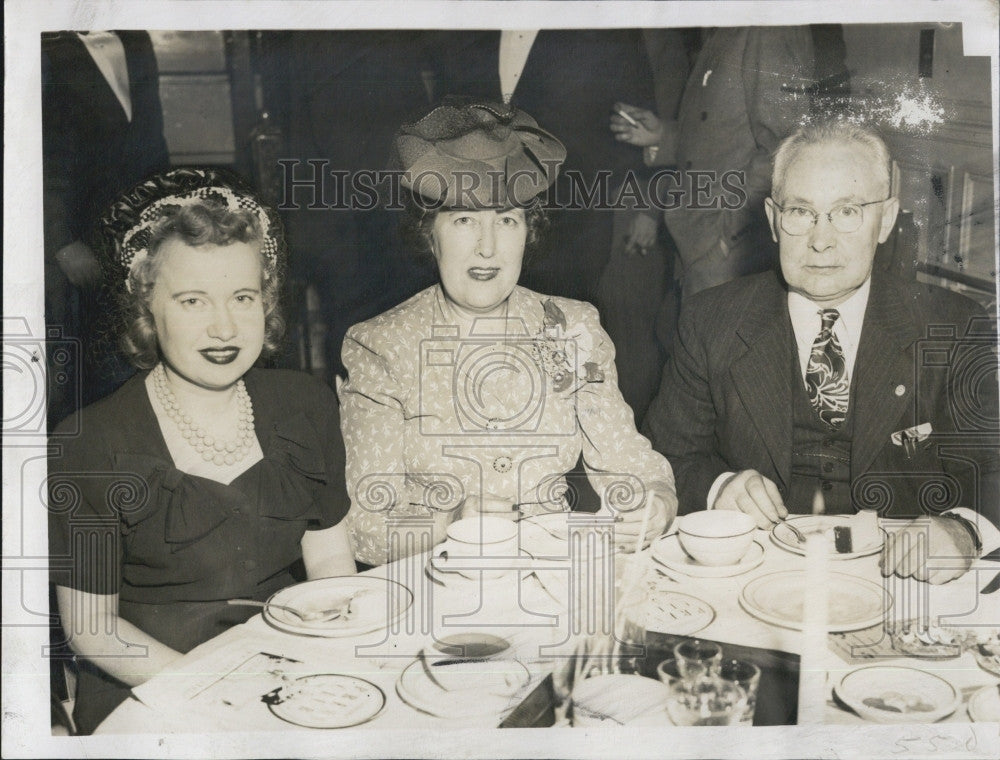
[272,31,440,380]
[644,120,999,583]
[43,30,169,424]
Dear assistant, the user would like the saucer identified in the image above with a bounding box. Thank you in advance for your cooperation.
[834,666,959,724]
[395,657,530,719]
[266,674,385,728]
[651,534,765,577]
[967,684,1000,722]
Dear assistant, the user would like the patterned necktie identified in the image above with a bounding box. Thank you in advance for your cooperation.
[805,309,849,428]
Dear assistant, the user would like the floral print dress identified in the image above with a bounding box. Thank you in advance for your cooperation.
[340,284,676,565]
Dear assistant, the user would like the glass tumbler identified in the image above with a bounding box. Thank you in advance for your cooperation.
[657,658,745,726]
[717,658,761,726]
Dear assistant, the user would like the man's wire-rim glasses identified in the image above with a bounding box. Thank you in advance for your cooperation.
[772,198,890,236]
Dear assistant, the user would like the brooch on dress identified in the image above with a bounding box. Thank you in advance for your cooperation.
[527,300,605,392]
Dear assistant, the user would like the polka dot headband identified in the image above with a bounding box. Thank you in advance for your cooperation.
[96,168,283,292]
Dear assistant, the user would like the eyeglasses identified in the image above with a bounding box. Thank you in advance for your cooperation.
[772,199,889,236]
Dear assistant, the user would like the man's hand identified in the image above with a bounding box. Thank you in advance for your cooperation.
[55,240,102,288]
[609,102,663,147]
[713,470,787,529]
[459,494,519,521]
[880,516,976,584]
[625,213,659,256]
[610,490,672,550]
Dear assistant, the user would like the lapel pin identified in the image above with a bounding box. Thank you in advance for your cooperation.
[894,384,906,397]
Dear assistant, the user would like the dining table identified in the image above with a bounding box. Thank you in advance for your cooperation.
[94,513,1000,735]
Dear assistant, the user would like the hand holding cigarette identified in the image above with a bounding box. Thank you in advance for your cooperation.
[609,102,663,147]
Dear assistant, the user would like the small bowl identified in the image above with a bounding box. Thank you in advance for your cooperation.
[678,511,756,566]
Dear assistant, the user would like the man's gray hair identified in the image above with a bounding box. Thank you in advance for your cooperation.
[771,120,892,201]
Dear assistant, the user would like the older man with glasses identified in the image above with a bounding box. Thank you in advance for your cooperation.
[644,119,999,583]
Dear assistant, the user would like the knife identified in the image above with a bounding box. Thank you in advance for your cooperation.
[980,571,1000,594]
[431,657,493,667]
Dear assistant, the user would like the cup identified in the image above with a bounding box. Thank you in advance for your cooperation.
[657,658,745,726]
[678,511,756,566]
[441,516,518,578]
[673,639,722,681]
[717,658,761,726]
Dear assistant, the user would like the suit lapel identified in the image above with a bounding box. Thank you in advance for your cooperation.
[730,274,794,488]
[851,273,921,480]
[67,33,130,129]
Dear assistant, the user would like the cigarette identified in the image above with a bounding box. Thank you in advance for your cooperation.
[616,108,639,127]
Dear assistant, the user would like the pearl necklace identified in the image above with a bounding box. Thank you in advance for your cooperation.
[152,363,255,466]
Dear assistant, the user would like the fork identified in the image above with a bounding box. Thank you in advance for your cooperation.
[777,516,808,544]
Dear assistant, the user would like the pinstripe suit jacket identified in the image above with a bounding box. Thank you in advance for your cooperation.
[643,269,999,528]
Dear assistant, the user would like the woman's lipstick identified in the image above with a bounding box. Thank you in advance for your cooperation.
[468,267,500,281]
[199,347,240,364]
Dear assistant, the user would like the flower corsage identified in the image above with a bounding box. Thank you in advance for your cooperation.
[527,300,606,393]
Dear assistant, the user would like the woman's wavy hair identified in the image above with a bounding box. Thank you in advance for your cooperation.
[120,200,285,369]
[399,192,550,265]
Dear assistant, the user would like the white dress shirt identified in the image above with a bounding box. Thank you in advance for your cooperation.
[787,278,869,387]
[498,30,539,104]
[78,31,132,122]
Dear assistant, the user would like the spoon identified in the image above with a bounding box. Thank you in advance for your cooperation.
[518,514,568,540]
[226,598,349,623]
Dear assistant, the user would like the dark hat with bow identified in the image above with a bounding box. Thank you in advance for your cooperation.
[392,99,566,208]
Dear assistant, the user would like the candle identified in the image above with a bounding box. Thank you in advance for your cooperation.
[798,529,830,723]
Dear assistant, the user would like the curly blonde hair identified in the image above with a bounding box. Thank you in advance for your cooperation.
[121,200,285,369]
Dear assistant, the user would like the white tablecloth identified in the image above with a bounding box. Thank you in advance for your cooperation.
[95,525,1000,733]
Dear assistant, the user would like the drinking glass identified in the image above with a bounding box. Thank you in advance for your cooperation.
[717,658,761,726]
[674,639,722,680]
[657,658,745,726]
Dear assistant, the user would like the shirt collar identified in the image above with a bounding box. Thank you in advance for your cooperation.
[787,277,871,342]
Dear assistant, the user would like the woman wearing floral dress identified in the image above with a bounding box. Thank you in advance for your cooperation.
[340,100,676,565]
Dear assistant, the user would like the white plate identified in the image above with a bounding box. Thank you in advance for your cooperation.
[630,586,716,636]
[739,571,890,632]
[395,657,531,719]
[267,674,386,728]
[771,515,883,559]
[571,674,671,726]
[652,534,765,577]
[834,666,960,723]
[967,684,1000,722]
[517,513,612,558]
[263,576,412,637]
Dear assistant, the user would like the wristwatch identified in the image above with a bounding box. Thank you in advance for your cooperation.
[938,512,983,554]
